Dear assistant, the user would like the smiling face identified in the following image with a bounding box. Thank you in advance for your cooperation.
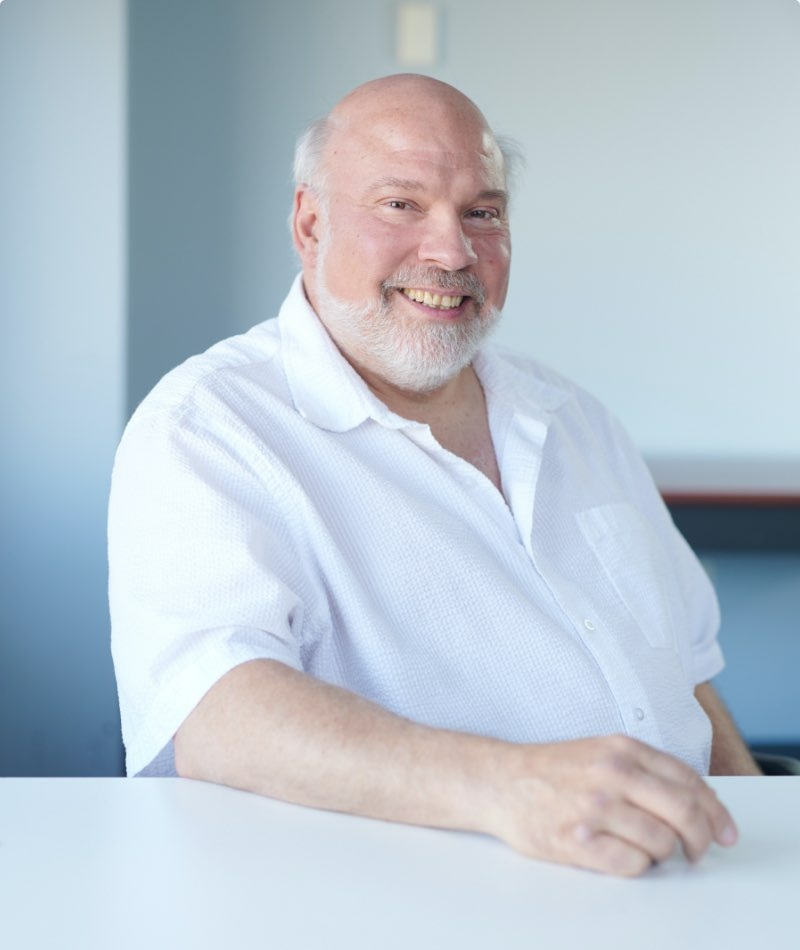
[293,76,512,394]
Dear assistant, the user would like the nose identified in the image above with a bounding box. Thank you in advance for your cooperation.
[417,213,478,271]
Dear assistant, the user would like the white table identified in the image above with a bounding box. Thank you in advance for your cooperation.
[0,777,797,949]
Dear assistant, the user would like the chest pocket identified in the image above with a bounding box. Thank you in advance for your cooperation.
[576,503,679,650]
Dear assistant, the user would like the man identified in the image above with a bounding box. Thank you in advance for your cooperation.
[109,74,759,878]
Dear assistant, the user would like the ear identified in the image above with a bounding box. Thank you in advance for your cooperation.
[292,186,322,265]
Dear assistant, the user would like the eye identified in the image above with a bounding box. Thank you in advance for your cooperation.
[385,199,413,210]
[467,208,500,221]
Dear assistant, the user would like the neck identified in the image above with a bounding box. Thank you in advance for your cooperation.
[361,363,479,425]
[367,361,503,493]
[357,353,503,494]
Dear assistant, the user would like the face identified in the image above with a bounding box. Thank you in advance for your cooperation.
[295,87,511,394]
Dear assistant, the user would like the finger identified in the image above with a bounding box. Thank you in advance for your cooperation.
[576,798,679,864]
[676,772,738,850]
[677,771,738,850]
[625,744,739,852]
[570,827,653,878]
[587,740,711,859]
[624,768,733,861]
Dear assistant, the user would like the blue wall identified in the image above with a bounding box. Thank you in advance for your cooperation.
[0,0,126,775]
[706,553,800,749]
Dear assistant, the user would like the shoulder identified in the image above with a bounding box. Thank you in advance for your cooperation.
[129,319,285,427]
[125,275,315,437]
[111,318,296,502]
[110,318,295,535]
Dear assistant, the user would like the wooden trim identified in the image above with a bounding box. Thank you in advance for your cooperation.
[661,492,800,507]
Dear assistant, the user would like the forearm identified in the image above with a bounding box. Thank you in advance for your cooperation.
[175,659,738,875]
[694,682,762,775]
[174,658,507,835]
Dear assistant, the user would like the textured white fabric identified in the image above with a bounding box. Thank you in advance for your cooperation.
[109,275,724,777]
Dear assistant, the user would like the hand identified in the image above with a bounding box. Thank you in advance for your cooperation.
[488,735,738,876]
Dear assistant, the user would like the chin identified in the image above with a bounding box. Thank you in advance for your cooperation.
[315,273,501,393]
[367,305,502,393]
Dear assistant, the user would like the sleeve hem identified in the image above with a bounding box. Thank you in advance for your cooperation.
[691,638,725,687]
[124,630,303,777]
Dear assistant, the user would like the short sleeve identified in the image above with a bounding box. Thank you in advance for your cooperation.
[109,399,307,776]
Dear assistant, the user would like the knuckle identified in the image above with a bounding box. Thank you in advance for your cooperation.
[683,769,704,793]
[568,820,595,847]
[594,736,641,779]
[676,793,703,827]
[605,734,636,755]
[602,752,635,779]
[588,789,612,814]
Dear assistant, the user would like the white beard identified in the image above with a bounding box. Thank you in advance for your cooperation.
[314,263,502,394]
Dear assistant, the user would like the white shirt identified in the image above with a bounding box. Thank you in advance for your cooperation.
[109,275,724,777]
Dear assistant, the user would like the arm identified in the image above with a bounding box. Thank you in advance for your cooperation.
[175,658,738,877]
[694,681,762,775]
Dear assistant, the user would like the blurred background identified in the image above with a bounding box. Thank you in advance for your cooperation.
[1,0,798,776]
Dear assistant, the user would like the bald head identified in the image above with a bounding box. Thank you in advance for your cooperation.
[331,74,489,137]
[337,72,480,106]
[293,74,518,199]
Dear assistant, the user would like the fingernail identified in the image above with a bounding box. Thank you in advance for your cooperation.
[719,822,738,846]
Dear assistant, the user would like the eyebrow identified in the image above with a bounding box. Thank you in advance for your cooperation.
[366,177,508,206]
[366,177,427,194]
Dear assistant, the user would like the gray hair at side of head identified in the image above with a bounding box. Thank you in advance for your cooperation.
[292,114,335,195]
[287,114,332,240]
[288,114,525,235]
[493,134,526,207]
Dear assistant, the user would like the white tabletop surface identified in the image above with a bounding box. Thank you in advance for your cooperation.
[0,776,797,949]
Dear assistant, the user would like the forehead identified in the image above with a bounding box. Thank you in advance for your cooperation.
[324,110,506,194]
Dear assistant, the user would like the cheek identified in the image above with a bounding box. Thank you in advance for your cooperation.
[326,223,415,293]
[492,235,512,264]
[477,238,511,291]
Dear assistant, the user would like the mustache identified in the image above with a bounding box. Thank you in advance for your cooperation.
[381,267,487,311]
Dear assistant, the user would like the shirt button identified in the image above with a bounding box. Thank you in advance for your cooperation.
[634,708,645,721]
[583,619,596,631]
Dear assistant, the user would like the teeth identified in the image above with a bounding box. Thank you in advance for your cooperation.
[402,288,464,309]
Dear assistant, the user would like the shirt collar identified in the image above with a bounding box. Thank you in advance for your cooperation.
[279,273,571,431]
[279,274,406,432]
[473,345,572,421]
